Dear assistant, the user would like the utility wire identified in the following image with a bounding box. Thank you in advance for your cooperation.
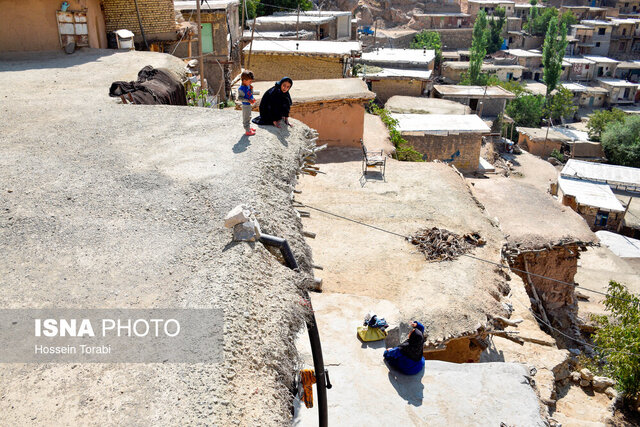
[298,202,640,356]
[509,294,640,357]
[298,202,640,306]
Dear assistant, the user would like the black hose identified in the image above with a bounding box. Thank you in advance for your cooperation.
[259,234,328,427]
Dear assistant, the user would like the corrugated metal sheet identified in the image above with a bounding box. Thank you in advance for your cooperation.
[558,176,625,211]
[561,159,640,192]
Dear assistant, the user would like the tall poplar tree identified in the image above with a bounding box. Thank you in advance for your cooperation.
[542,17,568,97]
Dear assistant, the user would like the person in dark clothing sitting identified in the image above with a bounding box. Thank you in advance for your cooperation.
[254,77,293,128]
[383,321,425,375]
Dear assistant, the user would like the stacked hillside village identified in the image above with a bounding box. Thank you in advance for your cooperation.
[2,0,640,425]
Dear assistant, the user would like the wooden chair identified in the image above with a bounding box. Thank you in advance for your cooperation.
[360,139,386,179]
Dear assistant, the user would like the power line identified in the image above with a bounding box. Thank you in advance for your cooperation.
[298,202,640,305]
[509,294,640,357]
[297,202,640,356]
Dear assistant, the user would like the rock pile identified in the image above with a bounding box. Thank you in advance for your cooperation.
[570,368,617,399]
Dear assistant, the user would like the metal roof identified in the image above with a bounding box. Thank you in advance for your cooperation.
[242,40,361,55]
[392,114,490,133]
[595,231,640,257]
[561,159,640,191]
[361,48,436,65]
[434,85,516,98]
[558,176,625,211]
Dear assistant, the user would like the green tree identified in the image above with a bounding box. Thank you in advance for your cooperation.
[410,31,442,68]
[542,18,568,96]
[487,7,506,54]
[526,7,560,36]
[587,108,627,141]
[467,10,488,85]
[560,11,578,28]
[255,0,311,17]
[240,0,258,20]
[546,87,577,121]
[505,94,544,127]
[591,281,640,402]
[601,115,640,167]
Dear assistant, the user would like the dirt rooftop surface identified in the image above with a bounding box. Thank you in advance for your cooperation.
[469,152,596,250]
[297,151,508,344]
[0,49,316,426]
[251,78,375,104]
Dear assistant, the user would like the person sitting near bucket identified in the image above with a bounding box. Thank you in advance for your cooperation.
[383,321,425,375]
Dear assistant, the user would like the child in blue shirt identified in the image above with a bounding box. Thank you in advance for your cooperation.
[238,70,256,136]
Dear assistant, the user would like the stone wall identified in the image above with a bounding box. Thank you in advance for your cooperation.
[576,204,625,232]
[438,28,474,50]
[403,132,481,172]
[245,54,344,81]
[102,0,176,40]
[370,79,427,103]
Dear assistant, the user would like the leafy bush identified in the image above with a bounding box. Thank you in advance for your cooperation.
[601,115,640,168]
[505,94,544,127]
[550,149,564,163]
[587,108,627,142]
[368,102,423,162]
[410,31,442,67]
[546,87,577,121]
[591,281,640,402]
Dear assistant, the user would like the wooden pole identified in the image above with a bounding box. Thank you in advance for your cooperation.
[296,6,300,40]
[247,16,257,68]
[197,0,206,90]
[241,0,246,34]
[373,19,378,49]
[617,197,632,233]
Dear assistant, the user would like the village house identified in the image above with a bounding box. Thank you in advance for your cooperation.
[0,0,169,51]
[408,13,472,30]
[517,127,569,158]
[173,0,241,100]
[561,82,608,108]
[432,85,515,117]
[391,113,490,172]
[251,78,375,147]
[608,18,640,58]
[385,96,472,115]
[583,55,620,78]
[359,48,436,70]
[506,31,544,50]
[514,3,544,21]
[597,77,640,104]
[363,68,433,103]
[242,40,361,81]
[615,0,640,15]
[441,61,525,83]
[557,159,640,231]
[582,20,614,56]
[560,6,609,21]
[501,49,543,80]
[103,0,182,49]
[466,0,516,17]
[557,176,626,232]
[564,56,597,81]
[357,48,435,102]
[615,59,640,80]
[246,11,352,41]
[570,24,597,56]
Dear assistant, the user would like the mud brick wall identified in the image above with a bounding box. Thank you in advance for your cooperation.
[290,101,366,147]
[403,132,481,172]
[102,0,175,37]
[245,54,344,81]
[436,29,474,50]
[370,79,426,103]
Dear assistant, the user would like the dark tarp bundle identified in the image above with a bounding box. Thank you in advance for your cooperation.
[254,77,293,125]
[109,65,187,105]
